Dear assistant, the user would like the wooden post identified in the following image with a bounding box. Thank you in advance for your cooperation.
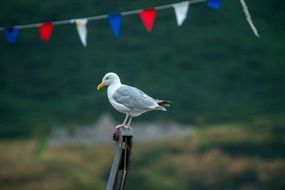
[106,127,133,190]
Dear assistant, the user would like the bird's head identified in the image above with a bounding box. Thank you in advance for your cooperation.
[97,72,120,90]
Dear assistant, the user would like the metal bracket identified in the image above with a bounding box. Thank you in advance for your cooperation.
[106,127,133,190]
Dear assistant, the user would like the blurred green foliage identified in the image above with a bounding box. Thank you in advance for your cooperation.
[0,124,284,190]
[0,0,285,137]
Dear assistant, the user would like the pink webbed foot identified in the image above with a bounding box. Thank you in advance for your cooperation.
[115,124,125,129]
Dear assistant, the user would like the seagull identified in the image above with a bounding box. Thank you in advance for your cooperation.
[97,72,170,129]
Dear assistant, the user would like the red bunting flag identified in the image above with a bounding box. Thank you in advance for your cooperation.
[139,8,157,32]
[39,22,54,40]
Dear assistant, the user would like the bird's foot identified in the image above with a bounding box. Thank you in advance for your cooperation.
[115,124,125,129]
[115,124,131,129]
[124,124,131,128]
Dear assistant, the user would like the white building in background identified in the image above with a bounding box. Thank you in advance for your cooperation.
[48,113,192,147]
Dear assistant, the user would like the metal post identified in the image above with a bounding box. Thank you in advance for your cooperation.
[106,127,133,190]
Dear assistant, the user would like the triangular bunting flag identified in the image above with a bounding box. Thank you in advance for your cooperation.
[39,22,54,40]
[173,1,190,26]
[108,13,122,39]
[207,0,222,10]
[139,8,157,32]
[4,27,19,43]
[75,19,88,46]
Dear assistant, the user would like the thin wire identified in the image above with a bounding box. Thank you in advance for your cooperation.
[0,0,206,31]
[239,0,260,37]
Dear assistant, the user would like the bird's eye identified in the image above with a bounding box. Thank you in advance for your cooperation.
[106,77,109,80]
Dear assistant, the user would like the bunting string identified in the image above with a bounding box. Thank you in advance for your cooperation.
[0,0,206,31]
[0,0,260,45]
[239,0,260,37]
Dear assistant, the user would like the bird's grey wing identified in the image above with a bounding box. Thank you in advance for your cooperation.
[112,85,156,109]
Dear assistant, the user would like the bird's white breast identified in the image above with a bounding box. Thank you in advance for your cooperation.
[107,83,131,114]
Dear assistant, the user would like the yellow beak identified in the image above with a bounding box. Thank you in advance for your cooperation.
[97,82,105,90]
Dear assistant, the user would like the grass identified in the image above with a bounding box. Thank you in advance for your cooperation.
[0,122,284,190]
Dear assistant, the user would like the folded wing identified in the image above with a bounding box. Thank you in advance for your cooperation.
[112,85,157,110]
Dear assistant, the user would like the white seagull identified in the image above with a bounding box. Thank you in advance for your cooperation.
[97,72,170,129]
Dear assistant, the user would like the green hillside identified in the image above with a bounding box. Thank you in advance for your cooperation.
[0,0,285,136]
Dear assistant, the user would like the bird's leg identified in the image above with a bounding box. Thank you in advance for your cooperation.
[115,114,129,129]
[126,116,132,128]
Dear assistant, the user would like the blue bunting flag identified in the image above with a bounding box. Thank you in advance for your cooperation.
[207,0,222,10]
[108,13,122,39]
[4,27,19,43]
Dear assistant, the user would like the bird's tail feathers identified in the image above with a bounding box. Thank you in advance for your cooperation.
[156,106,167,111]
[157,100,171,107]
[156,100,171,111]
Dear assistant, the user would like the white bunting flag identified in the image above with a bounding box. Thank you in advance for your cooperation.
[75,19,88,46]
[173,1,190,26]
